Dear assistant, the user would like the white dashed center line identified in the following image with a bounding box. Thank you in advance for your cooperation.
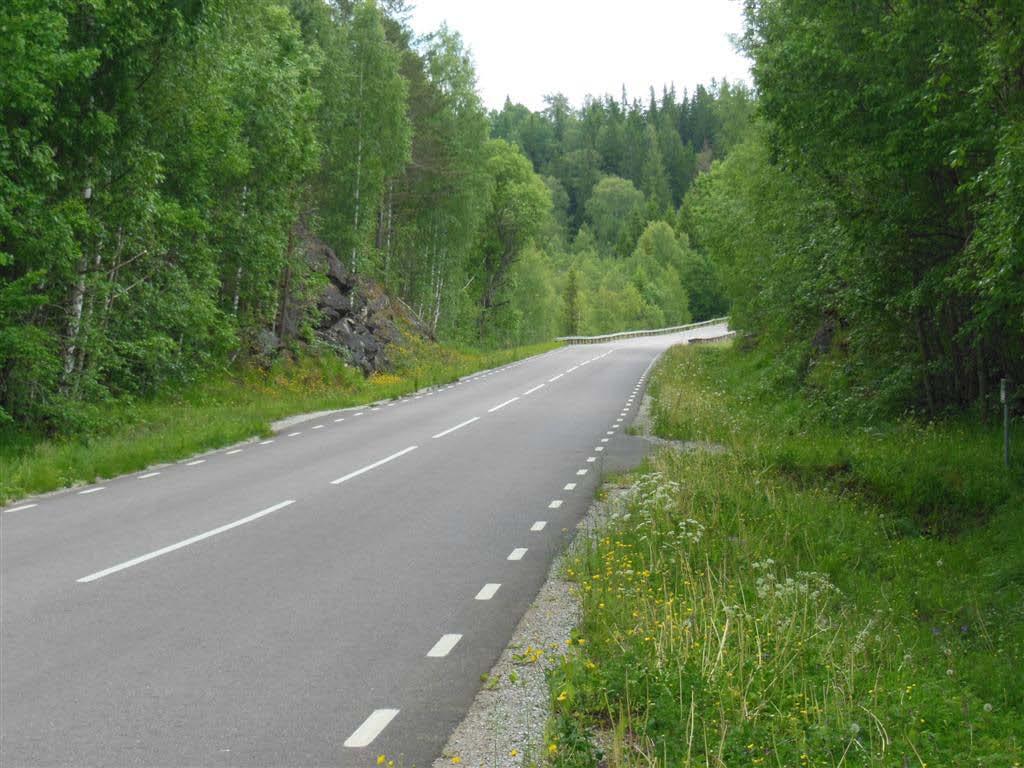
[531,521,547,531]
[335,417,346,422]
[564,483,576,490]
[507,548,528,561]
[595,446,604,452]
[476,583,501,600]
[548,500,563,509]
[587,456,596,463]
[260,440,274,445]
[432,417,480,439]
[77,500,296,583]
[548,374,564,382]
[138,472,161,479]
[522,384,545,396]
[487,397,519,413]
[78,487,105,495]
[186,459,206,466]
[344,709,400,748]
[330,446,418,485]
[577,469,588,476]
[601,438,609,442]
[226,449,243,455]
[426,634,462,658]
[312,425,324,430]
[287,432,301,438]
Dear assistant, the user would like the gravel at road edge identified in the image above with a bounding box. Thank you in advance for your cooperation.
[430,488,625,768]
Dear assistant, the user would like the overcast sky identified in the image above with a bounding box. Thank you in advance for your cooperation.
[407,1,752,111]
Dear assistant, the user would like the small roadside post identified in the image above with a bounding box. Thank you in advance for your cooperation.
[1002,378,1011,468]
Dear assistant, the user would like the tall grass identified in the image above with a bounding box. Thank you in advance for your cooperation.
[547,345,1023,767]
[0,339,558,503]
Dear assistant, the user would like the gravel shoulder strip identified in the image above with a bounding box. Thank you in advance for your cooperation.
[431,490,625,768]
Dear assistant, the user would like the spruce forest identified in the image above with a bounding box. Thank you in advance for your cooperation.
[2,0,1021,429]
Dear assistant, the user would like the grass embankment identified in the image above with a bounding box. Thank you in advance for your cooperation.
[547,344,1023,767]
[0,337,559,504]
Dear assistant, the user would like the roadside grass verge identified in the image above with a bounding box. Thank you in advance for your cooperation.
[0,339,558,504]
[547,345,1023,767]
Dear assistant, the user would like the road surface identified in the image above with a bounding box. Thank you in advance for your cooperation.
[1,324,727,767]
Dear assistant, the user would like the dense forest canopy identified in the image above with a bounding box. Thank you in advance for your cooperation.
[2,0,1019,435]
[0,0,744,434]
[691,0,1023,416]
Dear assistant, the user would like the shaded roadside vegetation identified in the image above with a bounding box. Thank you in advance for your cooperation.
[0,335,556,504]
[547,345,1023,767]
[682,1,1024,417]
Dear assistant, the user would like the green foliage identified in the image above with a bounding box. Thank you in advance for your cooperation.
[1,0,737,457]
[474,138,552,340]
[723,0,1024,413]
[549,345,1023,766]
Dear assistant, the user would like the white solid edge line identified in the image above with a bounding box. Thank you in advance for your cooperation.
[531,520,547,531]
[77,500,296,583]
[432,416,480,439]
[548,374,564,382]
[548,500,563,509]
[226,449,243,455]
[426,634,463,658]
[186,459,206,466]
[564,483,576,490]
[475,583,501,600]
[522,384,545,396]
[344,709,400,748]
[139,471,161,479]
[4,503,38,513]
[487,396,519,413]
[507,548,528,561]
[566,366,578,373]
[78,487,105,495]
[331,445,418,485]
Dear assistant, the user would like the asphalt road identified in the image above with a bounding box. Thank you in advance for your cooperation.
[1,324,727,767]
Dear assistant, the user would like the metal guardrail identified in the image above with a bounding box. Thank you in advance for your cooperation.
[556,317,730,345]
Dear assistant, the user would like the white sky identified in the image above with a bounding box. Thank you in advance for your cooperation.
[407,1,752,111]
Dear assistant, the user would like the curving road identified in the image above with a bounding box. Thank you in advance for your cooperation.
[0,323,727,767]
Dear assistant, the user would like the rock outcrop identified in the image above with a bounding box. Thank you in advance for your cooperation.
[272,227,429,374]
